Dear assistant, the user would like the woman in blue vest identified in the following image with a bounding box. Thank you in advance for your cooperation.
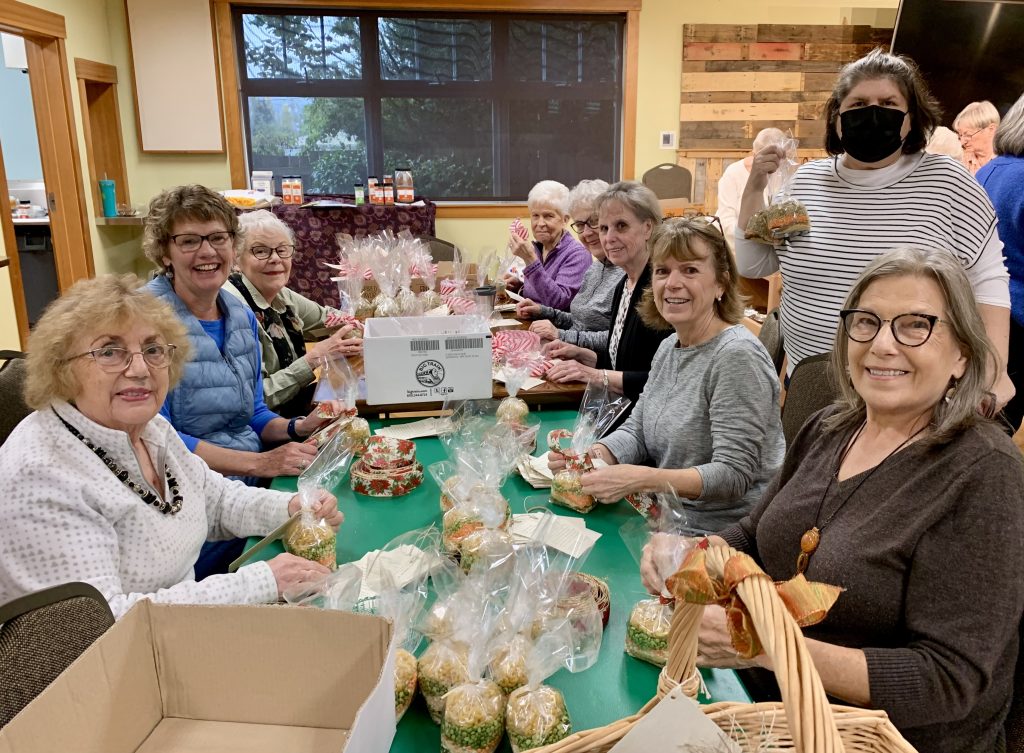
[143,185,328,482]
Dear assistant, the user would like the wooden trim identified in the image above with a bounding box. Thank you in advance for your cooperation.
[621,9,639,180]
[211,0,640,10]
[26,36,94,287]
[435,203,527,219]
[214,1,247,188]
[0,0,65,39]
[0,137,30,348]
[74,57,117,83]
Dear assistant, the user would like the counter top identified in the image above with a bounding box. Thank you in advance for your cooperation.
[11,217,50,226]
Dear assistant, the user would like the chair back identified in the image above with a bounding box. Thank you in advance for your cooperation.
[421,235,456,262]
[757,308,785,374]
[781,353,838,445]
[642,163,693,201]
[0,351,31,447]
[0,582,114,727]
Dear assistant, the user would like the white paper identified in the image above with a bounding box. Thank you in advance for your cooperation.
[306,199,357,208]
[425,304,450,317]
[505,289,525,302]
[492,303,518,313]
[517,453,554,488]
[510,512,600,559]
[610,686,742,752]
[375,417,451,440]
[489,318,521,329]
[492,366,545,391]
[352,544,435,600]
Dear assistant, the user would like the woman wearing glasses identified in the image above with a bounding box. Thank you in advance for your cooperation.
[143,185,328,484]
[551,217,784,532]
[516,179,625,349]
[642,247,1024,753]
[227,210,362,417]
[953,100,1000,175]
[0,275,341,618]
[736,50,1012,411]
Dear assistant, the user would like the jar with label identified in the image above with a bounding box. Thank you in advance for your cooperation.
[382,174,395,206]
[16,200,30,219]
[354,183,365,205]
[395,168,414,203]
[367,176,380,205]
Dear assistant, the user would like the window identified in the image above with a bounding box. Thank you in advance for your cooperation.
[236,9,624,201]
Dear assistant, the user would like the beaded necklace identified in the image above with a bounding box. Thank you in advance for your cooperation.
[55,410,183,515]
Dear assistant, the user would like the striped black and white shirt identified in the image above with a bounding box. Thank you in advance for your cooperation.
[735,152,1009,375]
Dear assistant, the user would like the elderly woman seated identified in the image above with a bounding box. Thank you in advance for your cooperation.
[642,247,1024,753]
[954,100,1000,174]
[143,185,330,481]
[503,179,592,311]
[552,217,784,533]
[227,210,362,418]
[0,275,341,619]
[516,179,625,349]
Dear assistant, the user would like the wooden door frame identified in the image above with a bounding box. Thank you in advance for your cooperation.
[0,1,95,348]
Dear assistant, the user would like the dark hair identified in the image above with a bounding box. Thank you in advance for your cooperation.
[823,48,942,156]
[638,217,745,329]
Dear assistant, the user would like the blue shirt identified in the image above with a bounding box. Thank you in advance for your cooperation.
[977,155,1024,326]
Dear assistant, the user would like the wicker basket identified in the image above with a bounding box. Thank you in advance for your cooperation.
[533,544,917,753]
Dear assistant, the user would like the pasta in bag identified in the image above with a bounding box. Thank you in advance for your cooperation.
[504,623,575,753]
[284,431,354,568]
[744,130,811,244]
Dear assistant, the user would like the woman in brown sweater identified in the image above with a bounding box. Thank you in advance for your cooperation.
[643,246,1024,753]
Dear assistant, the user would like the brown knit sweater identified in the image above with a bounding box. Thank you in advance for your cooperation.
[720,409,1024,753]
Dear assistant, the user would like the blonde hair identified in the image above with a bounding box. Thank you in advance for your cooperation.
[638,217,746,330]
[142,185,243,271]
[25,274,191,410]
[925,126,964,160]
[953,100,1000,133]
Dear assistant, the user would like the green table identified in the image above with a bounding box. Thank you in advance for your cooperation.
[255,409,750,751]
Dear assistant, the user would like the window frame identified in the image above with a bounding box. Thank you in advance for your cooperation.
[212,0,641,211]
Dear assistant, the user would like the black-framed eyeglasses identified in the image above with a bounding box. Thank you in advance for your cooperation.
[169,231,235,253]
[570,217,599,234]
[67,344,177,373]
[250,243,295,260]
[840,309,943,347]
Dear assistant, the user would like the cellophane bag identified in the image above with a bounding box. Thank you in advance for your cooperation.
[441,597,507,753]
[309,355,370,453]
[411,237,443,311]
[283,431,354,568]
[548,382,631,513]
[335,232,375,319]
[417,558,472,724]
[504,622,574,753]
[744,130,811,244]
[624,598,673,667]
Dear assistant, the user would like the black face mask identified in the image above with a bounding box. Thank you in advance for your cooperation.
[838,105,908,163]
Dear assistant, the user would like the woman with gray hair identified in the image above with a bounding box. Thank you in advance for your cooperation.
[954,100,1000,174]
[503,179,592,311]
[642,246,1024,753]
[227,209,362,417]
[516,179,624,346]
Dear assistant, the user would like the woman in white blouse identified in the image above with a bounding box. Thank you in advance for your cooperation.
[0,274,341,618]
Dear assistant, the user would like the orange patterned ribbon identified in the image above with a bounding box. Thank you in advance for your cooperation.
[666,547,843,659]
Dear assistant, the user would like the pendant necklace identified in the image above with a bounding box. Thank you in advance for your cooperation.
[796,420,928,575]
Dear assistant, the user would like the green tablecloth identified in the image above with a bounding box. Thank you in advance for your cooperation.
[255,409,750,751]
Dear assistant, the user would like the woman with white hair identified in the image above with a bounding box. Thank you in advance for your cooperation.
[516,179,624,346]
[954,100,1000,174]
[227,209,362,417]
[503,179,592,311]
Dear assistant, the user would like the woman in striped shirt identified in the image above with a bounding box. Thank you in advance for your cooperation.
[734,49,1013,409]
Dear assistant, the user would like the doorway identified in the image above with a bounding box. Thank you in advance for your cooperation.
[0,1,95,349]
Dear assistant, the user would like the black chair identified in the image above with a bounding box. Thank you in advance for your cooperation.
[641,163,693,202]
[757,308,785,375]
[781,353,838,445]
[0,582,114,727]
[0,351,30,447]
[421,235,456,262]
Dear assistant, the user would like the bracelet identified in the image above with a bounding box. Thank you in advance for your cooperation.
[601,369,609,390]
[287,416,305,441]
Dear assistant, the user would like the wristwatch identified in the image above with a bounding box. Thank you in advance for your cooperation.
[287,416,305,441]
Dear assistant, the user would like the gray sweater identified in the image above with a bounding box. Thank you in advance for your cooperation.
[600,325,785,533]
[538,259,624,350]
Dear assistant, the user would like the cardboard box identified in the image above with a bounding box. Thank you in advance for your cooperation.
[0,601,397,753]
[363,315,492,404]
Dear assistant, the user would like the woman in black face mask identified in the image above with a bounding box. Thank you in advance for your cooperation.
[733,49,1014,418]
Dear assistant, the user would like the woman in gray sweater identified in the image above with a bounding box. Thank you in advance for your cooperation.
[562,216,785,533]
[517,179,624,350]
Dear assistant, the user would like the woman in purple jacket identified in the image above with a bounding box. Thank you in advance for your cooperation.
[503,180,592,311]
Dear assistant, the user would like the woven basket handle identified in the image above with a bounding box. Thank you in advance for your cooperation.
[664,544,846,753]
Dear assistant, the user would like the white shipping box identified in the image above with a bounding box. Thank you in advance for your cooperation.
[363,315,492,404]
[0,601,397,753]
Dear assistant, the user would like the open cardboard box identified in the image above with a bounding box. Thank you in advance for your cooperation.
[0,601,396,753]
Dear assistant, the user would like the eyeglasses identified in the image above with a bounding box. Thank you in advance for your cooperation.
[840,309,943,347]
[957,127,985,142]
[250,243,295,260]
[169,231,235,253]
[67,344,177,373]
[673,214,725,237]
[570,217,599,234]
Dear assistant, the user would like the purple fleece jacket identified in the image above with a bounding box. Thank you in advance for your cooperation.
[521,231,592,311]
